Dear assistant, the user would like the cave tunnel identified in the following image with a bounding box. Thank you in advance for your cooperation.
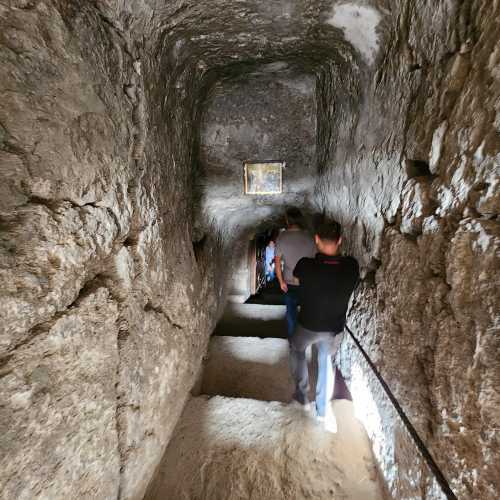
[0,1,499,499]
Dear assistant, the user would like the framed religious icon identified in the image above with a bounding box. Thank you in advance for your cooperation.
[243,161,284,195]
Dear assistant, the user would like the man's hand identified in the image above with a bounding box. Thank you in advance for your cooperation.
[275,255,287,293]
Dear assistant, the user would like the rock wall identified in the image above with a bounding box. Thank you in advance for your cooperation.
[198,72,317,232]
[227,237,253,302]
[0,2,225,499]
[314,1,500,498]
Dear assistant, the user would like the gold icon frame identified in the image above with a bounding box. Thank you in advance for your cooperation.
[243,161,284,195]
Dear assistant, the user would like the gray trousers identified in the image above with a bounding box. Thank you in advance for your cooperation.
[289,323,343,416]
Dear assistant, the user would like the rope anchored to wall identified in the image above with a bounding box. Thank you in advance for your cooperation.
[345,325,458,500]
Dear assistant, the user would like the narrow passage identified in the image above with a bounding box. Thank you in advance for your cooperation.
[145,300,387,499]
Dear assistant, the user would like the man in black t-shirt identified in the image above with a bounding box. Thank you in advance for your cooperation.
[290,219,359,432]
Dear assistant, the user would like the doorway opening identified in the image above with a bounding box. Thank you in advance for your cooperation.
[246,226,284,305]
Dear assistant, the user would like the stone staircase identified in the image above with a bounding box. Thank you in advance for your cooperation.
[145,329,386,500]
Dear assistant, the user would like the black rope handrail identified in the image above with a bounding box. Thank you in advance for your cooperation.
[345,325,458,500]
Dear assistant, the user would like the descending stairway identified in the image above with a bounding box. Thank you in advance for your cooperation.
[201,336,293,402]
[145,305,386,500]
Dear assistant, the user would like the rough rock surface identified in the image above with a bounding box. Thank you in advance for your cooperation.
[199,73,317,232]
[1,0,498,499]
[314,1,500,498]
[0,2,225,499]
[145,396,386,500]
[1,288,120,500]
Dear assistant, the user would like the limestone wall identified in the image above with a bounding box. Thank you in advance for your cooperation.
[0,3,224,499]
[315,1,500,497]
[198,73,317,232]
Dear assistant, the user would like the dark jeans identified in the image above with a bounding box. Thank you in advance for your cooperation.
[284,285,300,338]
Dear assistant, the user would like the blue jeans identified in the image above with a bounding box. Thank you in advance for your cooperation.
[289,323,343,417]
[284,285,300,338]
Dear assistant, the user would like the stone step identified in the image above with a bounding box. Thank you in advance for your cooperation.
[145,395,385,500]
[214,303,287,338]
[200,336,294,402]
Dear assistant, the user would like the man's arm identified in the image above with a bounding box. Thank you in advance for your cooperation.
[293,258,304,286]
[275,255,288,293]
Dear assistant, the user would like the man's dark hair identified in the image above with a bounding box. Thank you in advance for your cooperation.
[312,212,326,233]
[285,207,303,227]
[316,219,342,242]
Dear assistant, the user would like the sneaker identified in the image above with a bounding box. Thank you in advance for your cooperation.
[316,410,337,433]
[290,399,313,414]
[302,402,313,413]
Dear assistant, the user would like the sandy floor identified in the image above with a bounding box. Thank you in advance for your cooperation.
[145,396,385,500]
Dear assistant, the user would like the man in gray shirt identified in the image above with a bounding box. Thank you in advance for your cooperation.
[275,208,316,337]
